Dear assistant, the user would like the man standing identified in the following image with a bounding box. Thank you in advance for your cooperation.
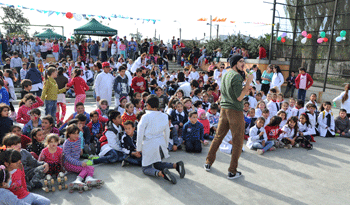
[95,62,115,105]
[128,37,137,60]
[204,55,253,180]
[90,41,99,62]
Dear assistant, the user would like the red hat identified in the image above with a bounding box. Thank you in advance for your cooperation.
[102,62,110,67]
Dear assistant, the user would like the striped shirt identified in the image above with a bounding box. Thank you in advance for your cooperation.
[63,138,82,166]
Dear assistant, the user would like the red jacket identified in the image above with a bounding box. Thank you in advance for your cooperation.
[295,73,313,89]
[9,168,29,199]
[198,119,210,134]
[67,76,89,95]
[96,108,108,123]
[259,47,267,59]
[121,112,137,125]
[265,125,283,140]
[131,76,146,94]
[21,134,31,149]
[16,96,44,124]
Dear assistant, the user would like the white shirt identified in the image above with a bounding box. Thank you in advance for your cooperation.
[131,57,144,73]
[333,91,350,114]
[99,124,122,157]
[213,69,227,90]
[189,71,200,81]
[318,110,335,137]
[270,72,284,91]
[178,82,191,97]
[137,110,170,166]
[247,125,267,149]
[95,72,115,106]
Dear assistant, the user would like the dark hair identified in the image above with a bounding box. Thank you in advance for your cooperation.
[0,165,10,186]
[124,120,135,128]
[296,100,304,107]
[136,68,143,73]
[193,88,201,96]
[30,128,44,153]
[256,117,266,124]
[0,79,3,87]
[119,65,127,72]
[108,110,121,121]
[0,149,22,167]
[57,67,64,76]
[19,93,36,107]
[136,110,145,121]
[72,68,82,78]
[340,108,347,114]
[95,62,102,70]
[66,124,80,139]
[0,103,10,117]
[210,103,219,110]
[75,114,87,122]
[21,79,32,89]
[42,115,54,126]
[299,67,306,72]
[45,67,57,80]
[262,108,270,114]
[277,110,287,120]
[2,134,21,147]
[287,116,299,138]
[155,86,162,92]
[267,116,282,127]
[189,111,198,117]
[75,102,84,108]
[178,72,185,82]
[300,113,311,127]
[29,108,41,116]
[10,125,21,132]
[5,69,15,81]
[193,100,202,108]
[46,134,59,145]
[90,110,99,118]
[146,95,159,109]
[125,102,134,109]
[274,65,282,73]
[190,80,199,88]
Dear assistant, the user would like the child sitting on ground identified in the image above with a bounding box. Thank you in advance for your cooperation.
[318,102,335,137]
[38,134,64,177]
[116,96,127,115]
[197,108,214,140]
[297,113,314,149]
[16,94,44,124]
[137,95,185,184]
[255,101,266,118]
[96,99,109,124]
[2,134,49,191]
[22,108,42,137]
[87,111,104,141]
[87,111,125,166]
[0,103,13,144]
[247,117,276,155]
[265,116,283,147]
[262,109,271,127]
[201,92,211,111]
[42,115,59,136]
[171,101,188,137]
[76,114,94,157]
[60,102,90,130]
[120,121,142,167]
[0,149,51,204]
[63,124,103,191]
[278,116,299,149]
[335,109,350,137]
[121,102,137,125]
[291,100,305,118]
[305,103,318,135]
[10,125,31,149]
[183,111,205,153]
[277,110,288,128]
[207,103,220,136]
[168,115,183,151]
[26,128,45,159]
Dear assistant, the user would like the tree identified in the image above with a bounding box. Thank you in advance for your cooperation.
[0,7,30,35]
[129,32,143,41]
[72,34,86,44]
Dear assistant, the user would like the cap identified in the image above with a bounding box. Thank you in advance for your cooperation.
[102,62,110,67]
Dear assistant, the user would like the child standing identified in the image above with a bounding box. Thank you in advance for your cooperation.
[183,111,204,153]
[318,102,335,137]
[137,95,185,184]
[113,65,130,107]
[3,69,17,116]
[38,134,64,177]
[295,67,313,103]
[16,94,44,125]
[335,109,350,137]
[278,116,299,149]
[0,149,50,205]
[247,117,275,155]
[63,125,103,190]
[66,69,90,111]
[41,67,67,124]
[0,103,13,143]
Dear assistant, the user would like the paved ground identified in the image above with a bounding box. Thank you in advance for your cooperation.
[19,102,350,205]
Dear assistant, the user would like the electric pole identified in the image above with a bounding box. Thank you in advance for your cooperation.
[210,15,212,40]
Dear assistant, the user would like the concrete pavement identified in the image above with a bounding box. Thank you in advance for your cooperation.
[21,102,350,205]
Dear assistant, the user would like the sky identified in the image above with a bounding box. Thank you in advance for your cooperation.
[0,0,288,42]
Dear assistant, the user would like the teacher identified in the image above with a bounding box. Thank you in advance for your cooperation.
[204,55,253,179]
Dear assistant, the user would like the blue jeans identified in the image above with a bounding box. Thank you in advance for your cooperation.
[93,149,124,164]
[72,52,78,62]
[252,141,274,152]
[45,100,57,124]
[123,154,142,166]
[21,193,50,205]
[298,89,307,103]
[142,162,174,176]
[91,55,98,62]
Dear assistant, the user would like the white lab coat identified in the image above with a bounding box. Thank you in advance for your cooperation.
[131,57,144,73]
[219,130,245,154]
[247,125,268,149]
[137,110,170,166]
[318,110,335,137]
[270,72,284,92]
[333,91,350,114]
[95,71,115,106]
[4,77,16,102]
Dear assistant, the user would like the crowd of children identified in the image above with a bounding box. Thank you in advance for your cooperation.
[1,36,350,203]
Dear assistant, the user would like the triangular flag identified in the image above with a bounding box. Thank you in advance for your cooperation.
[213,17,217,22]
[48,11,54,16]
[43,10,48,14]
[55,12,60,15]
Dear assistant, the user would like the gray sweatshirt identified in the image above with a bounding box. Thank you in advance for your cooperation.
[335,116,350,133]
[20,149,44,180]
[0,188,30,205]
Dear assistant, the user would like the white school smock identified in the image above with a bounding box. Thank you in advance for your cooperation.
[137,110,170,166]
[333,91,350,114]
[94,71,115,106]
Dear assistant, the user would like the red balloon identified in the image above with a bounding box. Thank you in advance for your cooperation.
[323,37,329,42]
[307,34,312,39]
[281,38,286,43]
[66,12,73,19]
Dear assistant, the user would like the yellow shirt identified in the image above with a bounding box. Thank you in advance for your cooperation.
[41,77,66,101]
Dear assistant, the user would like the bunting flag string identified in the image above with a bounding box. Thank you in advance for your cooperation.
[0,2,161,24]
[197,17,273,26]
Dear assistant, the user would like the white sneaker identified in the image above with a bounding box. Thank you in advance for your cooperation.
[295,143,300,148]
[228,171,242,180]
[257,149,264,155]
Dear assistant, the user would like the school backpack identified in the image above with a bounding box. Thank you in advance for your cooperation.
[99,121,124,147]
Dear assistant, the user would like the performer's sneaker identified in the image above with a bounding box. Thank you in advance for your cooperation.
[204,164,211,172]
[163,168,177,184]
[176,161,185,178]
[227,171,242,180]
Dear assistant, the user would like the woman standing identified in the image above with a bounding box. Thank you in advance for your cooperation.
[270,65,285,93]
[204,55,253,179]
[333,83,350,117]
[261,64,274,95]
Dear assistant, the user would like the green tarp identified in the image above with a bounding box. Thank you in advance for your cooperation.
[35,29,66,40]
[74,18,118,36]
